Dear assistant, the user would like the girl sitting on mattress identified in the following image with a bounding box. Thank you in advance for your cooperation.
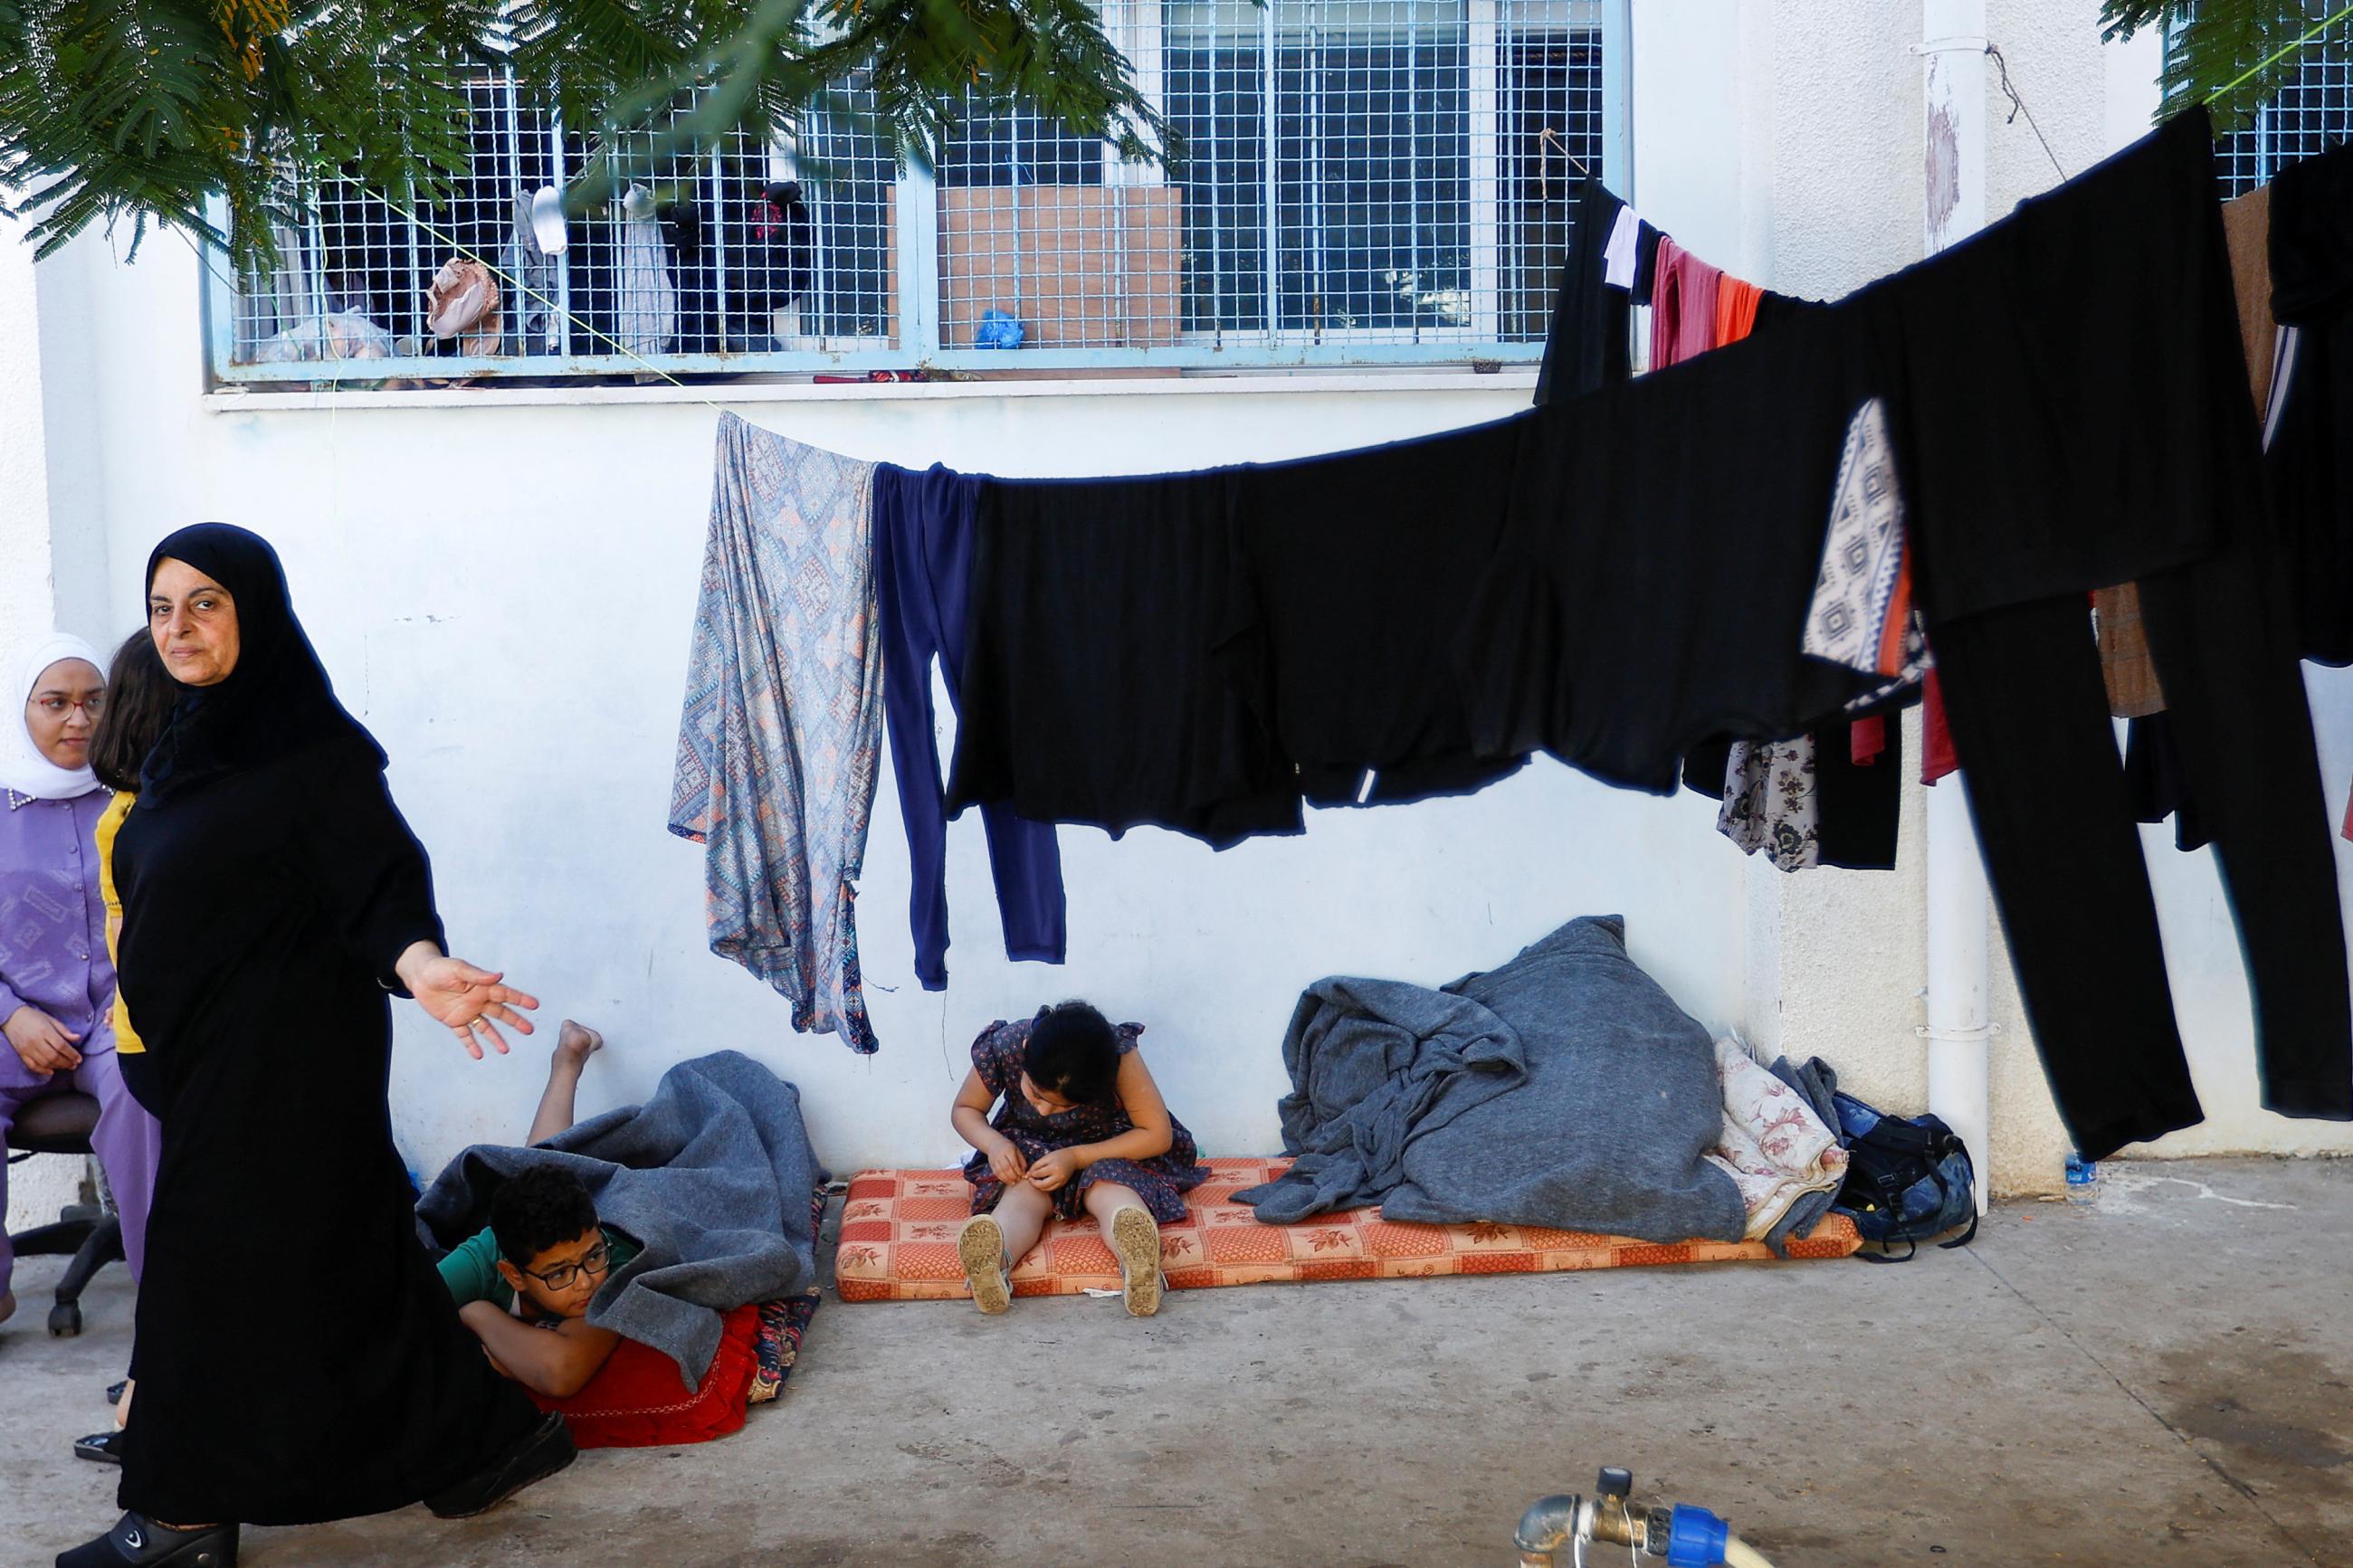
[950,1002,1208,1317]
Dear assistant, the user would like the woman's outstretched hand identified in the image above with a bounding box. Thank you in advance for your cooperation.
[395,942,539,1059]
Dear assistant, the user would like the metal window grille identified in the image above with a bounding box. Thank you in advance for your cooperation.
[2200,19,2352,195]
[207,0,1626,385]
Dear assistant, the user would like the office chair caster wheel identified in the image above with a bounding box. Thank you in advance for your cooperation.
[49,1300,81,1337]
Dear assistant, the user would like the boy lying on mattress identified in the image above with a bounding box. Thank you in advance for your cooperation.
[437,1021,639,1398]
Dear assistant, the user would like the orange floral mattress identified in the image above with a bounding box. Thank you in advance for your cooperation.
[834,1157,1859,1303]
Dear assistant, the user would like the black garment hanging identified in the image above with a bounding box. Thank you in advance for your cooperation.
[1215,413,1534,808]
[1877,111,2254,622]
[2264,137,2353,664]
[1463,302,1884,794]
[1929,597,2206,1155]
[658,200,718,353]
[1749,288,1827,335]
[2122,711,2209,852]
[948,467,1304,848]
[1892,111,2352,1154]
[1929,508,2353,1161]
[948,414,1540,841]
[1815,719,1902,871]
[742,182,815,320]
[1680,735,1734,799]
[1630,220,1664,307]
[654,182,814,353]
[1532,176,1632,405]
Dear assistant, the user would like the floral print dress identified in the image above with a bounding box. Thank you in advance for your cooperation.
[962,1017,1207,1224]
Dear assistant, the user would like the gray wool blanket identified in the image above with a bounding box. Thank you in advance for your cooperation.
[417,1050,827,1389]
[1237,917,1748,1244]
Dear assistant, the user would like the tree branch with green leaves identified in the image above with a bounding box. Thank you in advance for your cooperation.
[0,0,1171,269]
[2102,0,2353,128]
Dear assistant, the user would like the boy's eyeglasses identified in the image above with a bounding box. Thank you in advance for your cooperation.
[523,1239,612,1292]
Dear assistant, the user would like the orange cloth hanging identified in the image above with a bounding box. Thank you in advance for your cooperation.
[1714,277,1764,347]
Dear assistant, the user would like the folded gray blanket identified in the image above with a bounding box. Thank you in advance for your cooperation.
[1238,917,1748,1244]
[417,1050,827,1389]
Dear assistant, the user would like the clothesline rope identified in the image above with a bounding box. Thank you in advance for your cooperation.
[168,179,748,411]
[186,180,736,412]
[1986,43,2069,183]
[353,185,737,412]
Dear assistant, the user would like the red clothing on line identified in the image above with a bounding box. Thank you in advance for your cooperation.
[1921,669,1959,784]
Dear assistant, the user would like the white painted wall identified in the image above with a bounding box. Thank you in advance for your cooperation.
[1,197,110,1240]
[14,4,2352,1212]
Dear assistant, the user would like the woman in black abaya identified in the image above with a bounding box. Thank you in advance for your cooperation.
[63,526,573,1568]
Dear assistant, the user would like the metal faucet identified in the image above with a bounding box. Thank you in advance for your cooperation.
[1515,1467,1768,1568]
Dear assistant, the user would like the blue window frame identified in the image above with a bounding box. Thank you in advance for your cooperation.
[205,0,1630,386]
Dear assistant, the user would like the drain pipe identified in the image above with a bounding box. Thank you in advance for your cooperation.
[1916,2,1993,1213]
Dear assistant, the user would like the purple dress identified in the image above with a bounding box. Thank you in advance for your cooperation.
[963,1017,1207,1224]
[0,786,163,1290]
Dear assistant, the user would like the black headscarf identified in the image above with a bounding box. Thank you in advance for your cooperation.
[138,523,384,801]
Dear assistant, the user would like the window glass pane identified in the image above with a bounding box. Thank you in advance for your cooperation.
[1167,8,1269,334]
[1272,1,1470,335]
[938,99,1108,187]
[798,87,900,344]
[1167,0,1601,345]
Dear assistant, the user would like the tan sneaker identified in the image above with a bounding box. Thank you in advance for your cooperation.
[1110,1205,1165,1317]
[957,1214,1013,1315]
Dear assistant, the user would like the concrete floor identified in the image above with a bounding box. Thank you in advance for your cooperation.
[2,1157,2348,1568]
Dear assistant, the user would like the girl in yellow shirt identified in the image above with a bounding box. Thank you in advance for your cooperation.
[89,632,181,1065]
[71,631,180,1466]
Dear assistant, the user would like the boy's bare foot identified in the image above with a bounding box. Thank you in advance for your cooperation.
[553,1020,604,1076]
[0,1288,15,1327]
[527,1022,603,1147]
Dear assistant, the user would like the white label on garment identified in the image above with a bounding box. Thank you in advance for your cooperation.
[1603,206,1641,290]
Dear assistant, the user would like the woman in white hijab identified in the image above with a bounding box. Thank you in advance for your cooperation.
[0,634,163,1333]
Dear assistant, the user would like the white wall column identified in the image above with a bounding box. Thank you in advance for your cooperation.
[1919,1,1995,1211]
[0,213,63,666]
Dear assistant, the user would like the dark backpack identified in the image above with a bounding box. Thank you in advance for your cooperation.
[1829,1091,1978,1262]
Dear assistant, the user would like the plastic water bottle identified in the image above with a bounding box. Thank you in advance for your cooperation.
[2064,1153,2099,1206]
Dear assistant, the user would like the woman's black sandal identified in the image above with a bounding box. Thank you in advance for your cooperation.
[54,1513,238,1567]
[71,1430,123,1465]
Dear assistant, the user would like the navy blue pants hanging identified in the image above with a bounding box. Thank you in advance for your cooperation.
[872,462,1067,989]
